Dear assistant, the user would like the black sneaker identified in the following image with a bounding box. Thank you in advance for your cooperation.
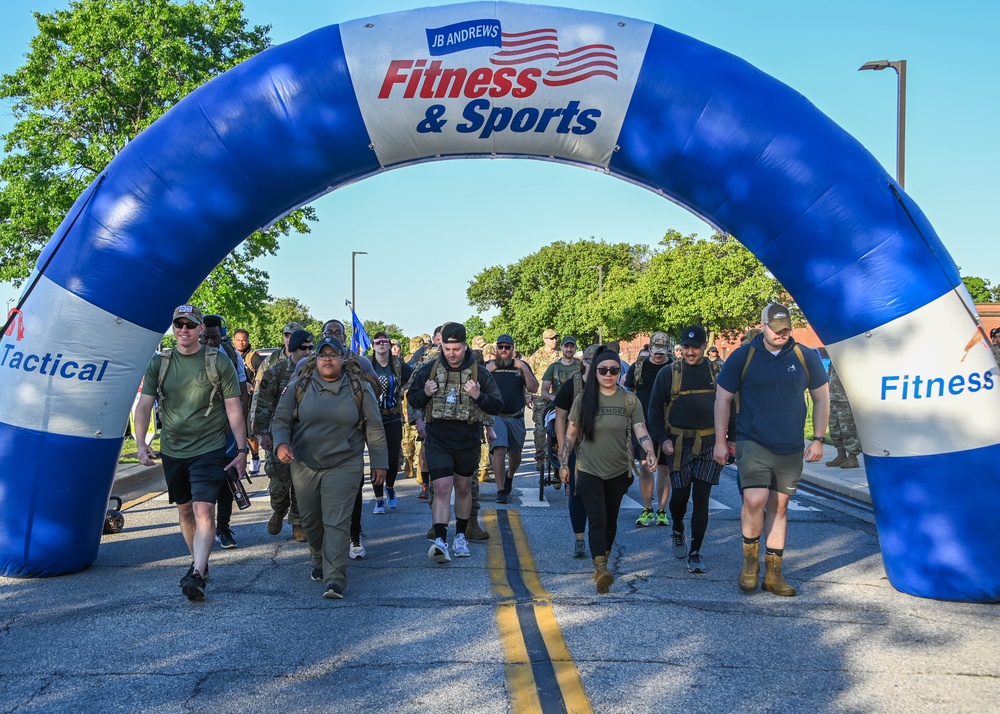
[323,584,344,599]
[217,528,237,549]
[311,567,323,582]
[181,570,206,601]
[496,491,508,505]
[179,562,209,585]
[687,551,706,574]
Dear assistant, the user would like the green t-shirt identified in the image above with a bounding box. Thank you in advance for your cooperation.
[141,347,241,458]
[543,359,580,393]
[568,388,645,478]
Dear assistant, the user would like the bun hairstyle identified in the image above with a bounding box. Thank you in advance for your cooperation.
[579,348,621,441]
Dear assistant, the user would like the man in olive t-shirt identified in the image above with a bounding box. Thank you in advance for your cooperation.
[133,305,247,602]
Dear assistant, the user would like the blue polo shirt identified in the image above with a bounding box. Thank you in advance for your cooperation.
[716,334,828,454]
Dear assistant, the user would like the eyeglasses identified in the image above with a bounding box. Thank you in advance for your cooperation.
[327,329,345,337]
[317,353,342,361]
[497,344,513,350]
[173,320,198,330]
[596,365,621,376]
[373,339,390,345]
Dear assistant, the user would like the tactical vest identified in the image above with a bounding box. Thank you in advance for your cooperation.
[663,359,723,471]
[425,358,487,424]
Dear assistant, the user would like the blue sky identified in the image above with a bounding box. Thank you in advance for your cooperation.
[2,0,997,338]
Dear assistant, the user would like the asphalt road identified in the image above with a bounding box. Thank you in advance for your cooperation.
[1,455,997,713]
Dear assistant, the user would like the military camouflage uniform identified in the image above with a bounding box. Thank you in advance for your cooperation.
[827,364,861,457]
[251,355,301,526]
[526,343,561,461]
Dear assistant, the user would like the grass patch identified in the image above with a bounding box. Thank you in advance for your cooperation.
[119,436,160,464]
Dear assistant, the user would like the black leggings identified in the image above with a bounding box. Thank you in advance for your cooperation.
[566,453,587,535]
[669,479,714,552]
[373,419,403,498]
[575,470,631,558]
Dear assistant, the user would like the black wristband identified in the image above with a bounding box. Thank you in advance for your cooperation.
[237,446,250,454]
[811,437,825,442]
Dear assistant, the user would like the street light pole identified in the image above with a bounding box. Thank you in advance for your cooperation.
[859,59,907,188]
[589,265,604,343]
[351,251,368,313]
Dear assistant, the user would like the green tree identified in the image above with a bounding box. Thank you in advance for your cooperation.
[250,296,321,349]
[608,230,782,339]
[0,0,315,312]
[961,275,996,303]
[464,314,489,340]
[361,319,406,354]
[467,238,647,350]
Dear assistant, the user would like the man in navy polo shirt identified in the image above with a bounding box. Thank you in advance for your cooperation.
[713,303,829,597]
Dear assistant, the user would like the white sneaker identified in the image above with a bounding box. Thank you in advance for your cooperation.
[452,533,471,557]
[349,538,366,560]
[428,537,451,564]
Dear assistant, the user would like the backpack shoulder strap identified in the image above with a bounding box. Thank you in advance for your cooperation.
[792,344,810,383]
[741,345,756,382]
[632,357,645,387]
[202,346,222,417]
[155,349,173,413]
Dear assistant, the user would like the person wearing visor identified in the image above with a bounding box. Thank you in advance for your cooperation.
[271,336,388,600]
[560,348,657,593]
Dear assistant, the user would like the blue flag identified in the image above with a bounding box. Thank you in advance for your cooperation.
[351,309,372,355]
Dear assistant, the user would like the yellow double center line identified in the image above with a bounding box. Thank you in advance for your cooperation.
[484,509,593,714]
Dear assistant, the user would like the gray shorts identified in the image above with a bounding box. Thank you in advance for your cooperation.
[491,415,526,453]
[736,440,803,495]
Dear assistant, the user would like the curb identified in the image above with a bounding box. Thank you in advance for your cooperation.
[799,444,870,506]
[112,462,163,493]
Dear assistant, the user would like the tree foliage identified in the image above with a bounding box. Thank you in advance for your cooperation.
[467,238,647,351]
[247,296,322,349]
[467,231,784,346]
[0,0,315,315]
[961,275,999,303]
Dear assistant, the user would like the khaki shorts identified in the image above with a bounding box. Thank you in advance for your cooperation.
[735,440,803,495]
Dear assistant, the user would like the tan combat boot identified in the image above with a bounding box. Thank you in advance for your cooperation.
[739,541,761,592]
[593,556,614,593]
[465,511,490,540]
[825,448,847,467]
[763,553,797,597]
[291,523,307,543]
[840,453,860,469]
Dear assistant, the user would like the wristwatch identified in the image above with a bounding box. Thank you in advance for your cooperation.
[811,437,825,442]
[237,446,250,454]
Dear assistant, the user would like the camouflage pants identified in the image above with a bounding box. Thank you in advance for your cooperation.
[401,420,417,477]
[265,451,301,525]
[828,401,862,455]
[531,396,549,460]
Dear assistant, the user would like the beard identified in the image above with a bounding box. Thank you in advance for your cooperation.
[495,355,515,369]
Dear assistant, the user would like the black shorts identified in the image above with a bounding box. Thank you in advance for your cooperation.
[162,447,228,504]
[425,442,481,481]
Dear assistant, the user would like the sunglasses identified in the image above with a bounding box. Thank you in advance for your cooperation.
[373,339,391,345]
[298,344,314,352]
[173,320,198,330]
[596,365,621,376]
[497,344,513,350]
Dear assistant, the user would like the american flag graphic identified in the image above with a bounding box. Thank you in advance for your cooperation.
[490,28,618,87]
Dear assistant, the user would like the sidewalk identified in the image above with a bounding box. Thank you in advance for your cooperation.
[800,443,870,505]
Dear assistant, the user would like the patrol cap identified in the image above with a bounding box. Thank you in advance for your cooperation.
[288,329,313,352]
[496,333,514,346]
[582,344,602,361]
[708,346,720,355]
[172,305,203,325]
[441,322,467,344]
[283,321,304,335]
[409,335,425,350]
[315,336,346,355]
[561,335,577,347]
[761,303,792,332]
[680,326,707,347]
[649,331,670,355]
[471,335,486,349]
[542,328,558,339]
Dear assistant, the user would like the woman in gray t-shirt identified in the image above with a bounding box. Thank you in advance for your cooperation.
[560,349,657,593]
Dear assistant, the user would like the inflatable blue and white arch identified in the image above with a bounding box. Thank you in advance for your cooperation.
[1,3,997,602]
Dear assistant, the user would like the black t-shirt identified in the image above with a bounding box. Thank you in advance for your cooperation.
[554,375,579,412]
[625,357,670,411]
[372,356,414,423]
[490,361,526,414]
